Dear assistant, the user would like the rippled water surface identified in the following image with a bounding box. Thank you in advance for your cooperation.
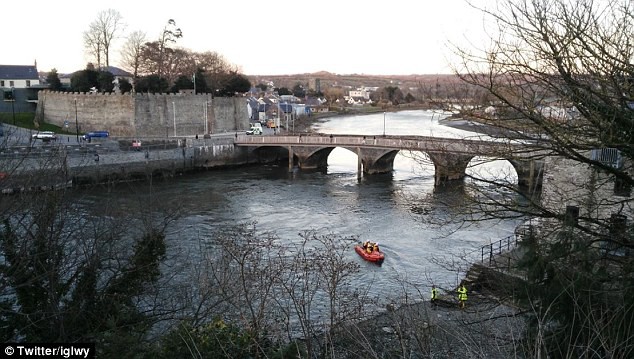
[75,110,521,299]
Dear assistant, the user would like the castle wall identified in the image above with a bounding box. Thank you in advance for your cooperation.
[36,91,135,135]
[36,91,249,137]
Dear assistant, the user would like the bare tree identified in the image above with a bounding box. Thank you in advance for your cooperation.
[120,30,147,78]
[445,0,634,357]
[194,51,235,93]
[83,9,124,69]
[83,23,103,69]
[451,0,634,234]
[157,19,182,78]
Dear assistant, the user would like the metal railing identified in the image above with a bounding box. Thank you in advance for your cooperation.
[480,234,520,265]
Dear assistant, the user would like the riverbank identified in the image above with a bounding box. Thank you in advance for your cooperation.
[438,113,537,140]
[331,249,527,358]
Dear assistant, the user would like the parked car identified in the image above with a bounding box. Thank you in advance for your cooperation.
[83,131,110,141]
[83,131,109,142]
[31,131,57,141]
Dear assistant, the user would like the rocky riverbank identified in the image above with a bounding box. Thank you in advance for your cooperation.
[328,251,528,358]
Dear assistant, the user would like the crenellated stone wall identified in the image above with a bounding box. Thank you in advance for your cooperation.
[35,91,249,137]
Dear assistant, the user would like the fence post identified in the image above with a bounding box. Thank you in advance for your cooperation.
[489,243,494,265]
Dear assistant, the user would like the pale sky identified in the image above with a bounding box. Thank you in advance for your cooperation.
[5,0,490,76]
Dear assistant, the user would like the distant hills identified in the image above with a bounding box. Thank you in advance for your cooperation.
[247,72,462,92]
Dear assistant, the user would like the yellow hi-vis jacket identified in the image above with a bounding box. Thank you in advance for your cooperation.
[457,286,468,301]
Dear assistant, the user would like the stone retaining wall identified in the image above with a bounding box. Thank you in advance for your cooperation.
[0,136,253,192]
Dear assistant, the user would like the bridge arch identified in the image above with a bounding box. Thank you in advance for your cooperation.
[466,156,518,185]
[249,146,289,163]
[291,146,335,170]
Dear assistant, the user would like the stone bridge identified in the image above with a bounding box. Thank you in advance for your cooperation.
[234,133,545,193]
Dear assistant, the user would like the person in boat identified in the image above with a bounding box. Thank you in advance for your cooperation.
[374,242,380,252]
[362,240,370,250]
[366,242,374,254]
[431,285,438,308]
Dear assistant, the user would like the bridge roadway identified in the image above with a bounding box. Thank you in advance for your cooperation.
[235,133,545,193]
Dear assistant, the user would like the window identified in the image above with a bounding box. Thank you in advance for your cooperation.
[614,175,631,197]
[9,81,14,87]
[564,205,579,226]
[591,148,623,169]
[601,213,630,257]
[26,80,31,87]
[0,80,4,86]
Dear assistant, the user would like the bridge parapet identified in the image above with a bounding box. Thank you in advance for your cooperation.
[235,134,541,159]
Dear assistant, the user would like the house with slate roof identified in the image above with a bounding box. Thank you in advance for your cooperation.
[0,64,42,113]
[0,64,40,90]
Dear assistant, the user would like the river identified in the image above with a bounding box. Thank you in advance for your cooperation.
[73,109,522,301]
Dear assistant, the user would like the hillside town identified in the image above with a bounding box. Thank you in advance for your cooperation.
[0,62,469,137]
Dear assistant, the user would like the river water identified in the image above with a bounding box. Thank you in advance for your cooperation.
[74,109,521,301]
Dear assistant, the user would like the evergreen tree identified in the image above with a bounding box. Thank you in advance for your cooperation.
[135,75,170,93]
[118,78,133,93]
[170,74,193,93]
[70,65,99,93]
[46,69,63,91]
[0,191,168,356]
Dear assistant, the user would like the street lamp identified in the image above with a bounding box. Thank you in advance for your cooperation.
[172,101,176,136]
[204,101,208,134]
[74,99,79,142]
[10,88,15,125]
[383,111,386,137]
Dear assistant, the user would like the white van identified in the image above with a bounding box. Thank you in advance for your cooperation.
[246,123,263,135]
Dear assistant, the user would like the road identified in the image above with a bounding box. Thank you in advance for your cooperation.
[0,124,119,154]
